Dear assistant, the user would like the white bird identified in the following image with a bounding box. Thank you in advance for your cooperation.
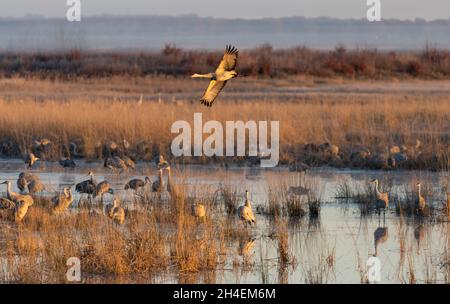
[237,190,256,226]
[105,198,125,225]
[192,45,239,107]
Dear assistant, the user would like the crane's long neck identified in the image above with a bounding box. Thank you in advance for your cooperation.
[6,182,15,199]
[167,169,172,185]
[417,185,421,197]
[192,73,213,79]
[6,182,11,197]
[375,181,381,196]
[159,170,164,186]
[245,191,251,207]
[67,189,72,200]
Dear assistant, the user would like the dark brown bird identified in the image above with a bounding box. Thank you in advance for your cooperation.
[59,158,76,169]
[75,171,97,203]
[124,177,151,191]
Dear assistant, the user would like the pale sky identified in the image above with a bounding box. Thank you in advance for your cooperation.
[1,0,449,20]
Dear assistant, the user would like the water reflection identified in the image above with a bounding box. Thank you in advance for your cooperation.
[374,226,388,257]
[414,224,425,255]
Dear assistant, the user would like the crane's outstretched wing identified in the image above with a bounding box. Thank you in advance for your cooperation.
[200,80,227,107]
[215,45,239,73]
[243,207,256,223]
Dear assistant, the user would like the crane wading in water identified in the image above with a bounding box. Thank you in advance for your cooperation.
[237,190,256,227]
[371,179,389,220]
[192,45,240,107]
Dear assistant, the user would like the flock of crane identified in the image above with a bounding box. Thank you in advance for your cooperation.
[0,45,436,228]
[0,153,428,227]
[0,155,257,226]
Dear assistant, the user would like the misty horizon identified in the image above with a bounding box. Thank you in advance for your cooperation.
[1,15,448,51]
[1,0,449,21]
[1,13,450,22]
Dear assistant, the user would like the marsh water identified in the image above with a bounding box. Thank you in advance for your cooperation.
[0,158,449,284]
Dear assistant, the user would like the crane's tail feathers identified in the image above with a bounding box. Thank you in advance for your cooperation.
[200,99,213,107]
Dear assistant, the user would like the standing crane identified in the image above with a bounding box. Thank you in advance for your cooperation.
[237,190,256,226]
[371,179,389,219]
[51,187,74,214]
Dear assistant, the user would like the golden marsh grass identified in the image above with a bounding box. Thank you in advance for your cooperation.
[0,77,448,170]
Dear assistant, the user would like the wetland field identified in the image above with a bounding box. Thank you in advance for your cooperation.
[0,51,449,284]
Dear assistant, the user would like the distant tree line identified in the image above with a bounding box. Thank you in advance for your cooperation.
[0,44,448,79]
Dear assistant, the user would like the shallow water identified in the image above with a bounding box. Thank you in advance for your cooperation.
[0,159,449,284]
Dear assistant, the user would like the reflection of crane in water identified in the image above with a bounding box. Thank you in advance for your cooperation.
[238,237,256,263]
[245,167,262,181]
[414,224,425,255]
[374,216,389,257]
[374,227,388,257]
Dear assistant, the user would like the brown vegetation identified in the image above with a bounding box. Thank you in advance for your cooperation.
[0,76,448,170]
[0,44,449,79]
